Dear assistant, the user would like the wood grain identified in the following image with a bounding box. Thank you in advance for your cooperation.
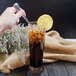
[0,61,76,76]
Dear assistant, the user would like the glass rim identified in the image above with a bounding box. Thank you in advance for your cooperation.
[28,21,46,31]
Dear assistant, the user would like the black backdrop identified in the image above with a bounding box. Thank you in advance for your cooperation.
[0,0,76,38]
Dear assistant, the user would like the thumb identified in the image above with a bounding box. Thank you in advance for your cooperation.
[15,9,26,19]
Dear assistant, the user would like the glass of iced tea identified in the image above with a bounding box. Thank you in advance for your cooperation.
[28,22,45,74]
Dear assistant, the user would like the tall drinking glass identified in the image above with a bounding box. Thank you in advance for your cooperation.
[28,22,45,74]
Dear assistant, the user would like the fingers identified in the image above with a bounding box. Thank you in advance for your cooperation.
[20,8,26,16]
[15,8,26,19]
[1,6,26,31]
[6,7,26,20]
[6,7,17,14]
[12,7,18,13]
[5,6,26,16]
[16,19,20,24]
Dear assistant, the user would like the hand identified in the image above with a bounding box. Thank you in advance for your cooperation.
[0,7,26,34]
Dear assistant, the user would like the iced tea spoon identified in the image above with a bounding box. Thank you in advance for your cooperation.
[13,3,30,24]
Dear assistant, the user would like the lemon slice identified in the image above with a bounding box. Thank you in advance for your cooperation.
[37,14,53,31]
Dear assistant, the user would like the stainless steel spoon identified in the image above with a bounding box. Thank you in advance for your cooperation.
[13,3,30,24]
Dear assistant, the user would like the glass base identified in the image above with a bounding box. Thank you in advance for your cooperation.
[28,66,43,75]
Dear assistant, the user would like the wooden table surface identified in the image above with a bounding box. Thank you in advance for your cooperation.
[0,61,76,76]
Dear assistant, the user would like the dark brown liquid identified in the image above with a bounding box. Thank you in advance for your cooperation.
[29,27,45,67]
[29,41,44,67]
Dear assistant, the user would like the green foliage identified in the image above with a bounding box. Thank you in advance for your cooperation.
[0,24,29,53]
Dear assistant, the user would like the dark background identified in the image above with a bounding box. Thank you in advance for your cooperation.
[0,0,76,38]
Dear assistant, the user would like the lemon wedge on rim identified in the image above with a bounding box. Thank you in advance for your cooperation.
[37,14,53,31]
